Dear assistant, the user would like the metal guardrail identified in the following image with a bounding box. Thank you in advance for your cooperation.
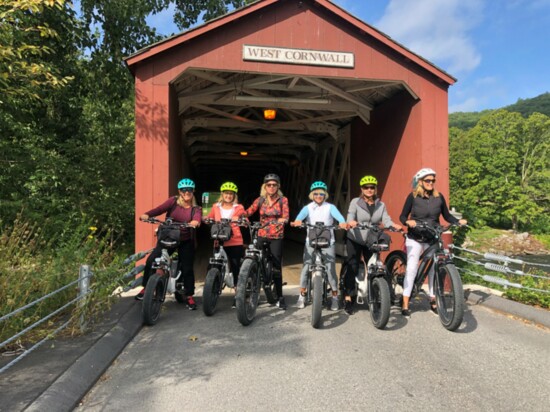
[0,248,152,374]
[451,245,550,293]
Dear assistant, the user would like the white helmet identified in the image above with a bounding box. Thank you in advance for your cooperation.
[413,168,436,187]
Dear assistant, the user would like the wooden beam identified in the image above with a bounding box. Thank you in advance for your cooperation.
[302,77,374,111]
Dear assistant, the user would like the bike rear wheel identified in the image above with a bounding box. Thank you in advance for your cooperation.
[311,273,323,329]
[236,259,260,326]
[263,260,278,304]
[142,273,165,326]
[203,267,222,316]
[369,276,391,329]
[435,263,464,331]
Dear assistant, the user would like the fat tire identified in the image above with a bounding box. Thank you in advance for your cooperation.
[369,276,391,329]
[263,260,278,304]
[142,273,165,326]
[236,259,260,326]
[203,267,222,316]
[435,263,464,331]
[311,273,323,329]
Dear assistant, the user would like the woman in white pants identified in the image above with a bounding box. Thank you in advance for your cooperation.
[398,168,467,318]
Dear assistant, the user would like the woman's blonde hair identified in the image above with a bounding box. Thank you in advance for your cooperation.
[177,192,198,206]
[413,182,439,198]
[260,183,284,198]
[216,192,239,204]
[308,189,329,201]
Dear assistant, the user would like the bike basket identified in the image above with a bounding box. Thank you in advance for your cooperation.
[210,222,232,241]
[157,226,181,247]
[308,227,331,248]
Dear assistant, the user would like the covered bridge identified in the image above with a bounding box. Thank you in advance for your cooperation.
[125,0,455,253]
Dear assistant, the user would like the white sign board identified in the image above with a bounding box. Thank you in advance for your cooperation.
[243,45,354,68]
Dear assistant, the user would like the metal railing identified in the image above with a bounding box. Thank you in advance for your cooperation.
[451,245,550,293]
[0,248,152,374]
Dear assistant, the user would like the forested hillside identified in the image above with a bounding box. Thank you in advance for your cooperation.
[449,92,550,130]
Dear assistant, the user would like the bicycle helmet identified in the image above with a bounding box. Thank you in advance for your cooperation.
[177,178,195,190]
[264,173,280,184]
[359,175,378,186]
[412,168,436,187]
[220,181,238,193]
[310,181,328,192]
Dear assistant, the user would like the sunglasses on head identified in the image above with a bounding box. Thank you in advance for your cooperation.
[313,192,326,197]
[361,185,376,190]
[265,183,278,188]
[179,188,193,193]
[423,179,436,184]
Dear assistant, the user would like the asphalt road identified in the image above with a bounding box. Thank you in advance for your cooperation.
[77,287,550,412]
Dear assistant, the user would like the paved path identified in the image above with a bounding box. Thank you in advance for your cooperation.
[77,287,550,411]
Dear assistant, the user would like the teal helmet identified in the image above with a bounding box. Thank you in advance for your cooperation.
[177,178,195,190]
[310,181,328,192]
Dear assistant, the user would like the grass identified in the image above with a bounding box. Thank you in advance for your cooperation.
[533,234,550,250]
[465,226,508,250]
[0,216,131,348]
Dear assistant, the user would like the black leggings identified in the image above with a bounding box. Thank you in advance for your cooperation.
[343,238,373,297]
[143,239,195,296]
[224,245,244,285]
[258,237,284,297]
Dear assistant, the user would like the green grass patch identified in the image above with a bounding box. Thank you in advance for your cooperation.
[0,216,133,348]
[533,234,550,250]
[465,226,507,249]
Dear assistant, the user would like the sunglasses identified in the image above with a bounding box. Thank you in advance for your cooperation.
[265,183,278,188]
[313,192,326,197]
[179,188,193,193]
[361,185,376,190]
[423,179,436,184]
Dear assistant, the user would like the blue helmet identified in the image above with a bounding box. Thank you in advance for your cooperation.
[177,178,195,190]
[310,181,328,192]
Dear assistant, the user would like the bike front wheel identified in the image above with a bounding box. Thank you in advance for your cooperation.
[203,267,222,316]
[369,276,391,329]
[236,259,261,326]
[385,251,407,303]
[311,273,323,329]
[435,263,464,331]
[142,273,165,326]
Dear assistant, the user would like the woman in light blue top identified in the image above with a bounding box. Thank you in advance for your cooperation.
[290,181,347,311]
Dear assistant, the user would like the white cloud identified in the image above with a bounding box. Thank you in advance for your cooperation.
[376,0,483,75]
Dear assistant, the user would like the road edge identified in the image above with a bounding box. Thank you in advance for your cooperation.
[25,301,143,412]
[464,287,550,329]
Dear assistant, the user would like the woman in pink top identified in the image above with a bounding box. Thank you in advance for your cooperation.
[206,182,245,306]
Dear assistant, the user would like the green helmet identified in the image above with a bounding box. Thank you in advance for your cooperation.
[178,178,195,190]
[359,175,378,186]
[310,181,328,192]
[220,181,238,193]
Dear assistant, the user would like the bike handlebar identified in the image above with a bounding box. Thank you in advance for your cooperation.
[296,222,343,230]
[353,222,402,233]
[202,217,248,226]
[141,217,193,228]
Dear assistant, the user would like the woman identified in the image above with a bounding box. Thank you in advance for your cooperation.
[138,178,202,310]
[244,173,290,310]
[205,181,245,308]
[399,168,467,318]
[343,175,401,315]
[290,181,347,311]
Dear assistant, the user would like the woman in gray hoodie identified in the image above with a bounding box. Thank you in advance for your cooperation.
[342,175,401,314]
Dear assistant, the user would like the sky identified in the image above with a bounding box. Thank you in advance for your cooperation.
[146,0,550,113]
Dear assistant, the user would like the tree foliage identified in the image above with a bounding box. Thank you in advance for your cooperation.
[450,110,550,232]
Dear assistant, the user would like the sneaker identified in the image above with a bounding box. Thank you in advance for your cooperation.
[135,288,145,301]
[401,308,411,318]
[429,300,438,315]
[276,297,287,310]
[344,300,354,315]
[232,298,236,309]
[330,296,339,311]
[187,296,197,311]
[295,294,305,309]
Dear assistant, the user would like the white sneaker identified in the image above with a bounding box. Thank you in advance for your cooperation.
[296,294,305,309]
[330,296,339,311]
